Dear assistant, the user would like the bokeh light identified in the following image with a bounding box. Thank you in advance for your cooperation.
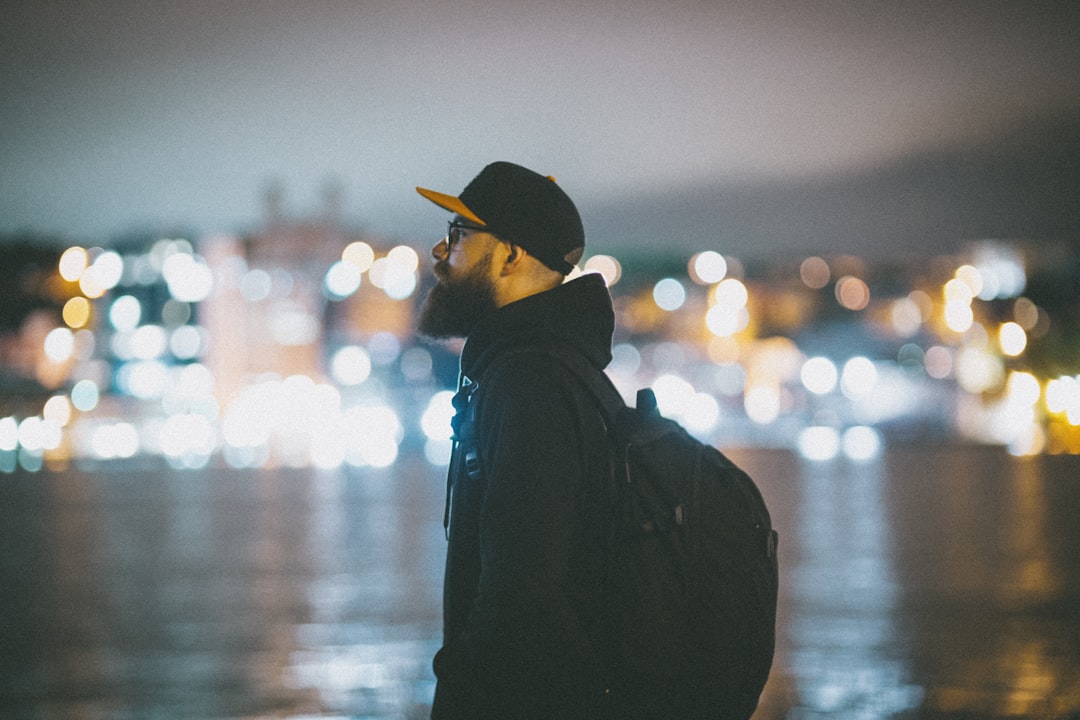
[0,417,18,452]
[240,269,272,302]
[801,357,838,395]
[58,246,88,282]
[842,426,882,461]
[944,302,974,333]
[62,297,92,329]
[713,278,748,307]
[71,380,101,412]
[43,327,75,363]
[163,252,213,302]
[799,256,831,289]
[169,325,205,359]
[109,295,142,332]
[93,251,124,290]
[841,357,878,399]
[689,251,727,285]
[745,384,781,425]
[798,426,841,461]
[999,322,1027,357]
[956,347,1004,394]
[835,276,870,311]
[43,395,73,426]
[652,278,686,311]
[583,255,622,286]
[324,261,363,299]
[330,346,373,386]
[342,241,376,271]
[90,422,140,460]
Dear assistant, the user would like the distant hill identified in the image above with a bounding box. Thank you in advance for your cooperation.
[584,113,1080,263]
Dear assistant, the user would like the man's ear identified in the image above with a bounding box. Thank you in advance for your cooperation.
[500,243,525,275]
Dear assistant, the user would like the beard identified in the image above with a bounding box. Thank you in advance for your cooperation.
[416,251,498,340]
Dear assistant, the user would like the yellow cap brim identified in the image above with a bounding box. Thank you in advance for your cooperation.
[416,186,486,226]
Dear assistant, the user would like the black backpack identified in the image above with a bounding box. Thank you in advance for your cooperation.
[456,345,779,720]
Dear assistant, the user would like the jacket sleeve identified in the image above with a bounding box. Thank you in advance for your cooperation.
[434,356,609,719]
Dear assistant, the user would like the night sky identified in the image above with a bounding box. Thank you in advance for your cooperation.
[2,1,1079,260]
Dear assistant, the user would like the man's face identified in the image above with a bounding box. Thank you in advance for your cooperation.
[416,223,500,340]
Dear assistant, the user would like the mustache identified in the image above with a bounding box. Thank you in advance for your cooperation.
[433,261,450,281]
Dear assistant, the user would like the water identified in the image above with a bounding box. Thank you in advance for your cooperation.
[2,445,1078,719]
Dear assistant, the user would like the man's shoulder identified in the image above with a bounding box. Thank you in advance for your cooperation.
[472,347,606,444]
[472,345,597,414]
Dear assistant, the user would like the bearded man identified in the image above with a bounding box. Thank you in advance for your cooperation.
[415,162,616,720]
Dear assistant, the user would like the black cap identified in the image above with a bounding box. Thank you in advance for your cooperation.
[417,161,584,274]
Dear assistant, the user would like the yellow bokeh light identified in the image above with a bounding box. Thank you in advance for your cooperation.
[62,296,92,328]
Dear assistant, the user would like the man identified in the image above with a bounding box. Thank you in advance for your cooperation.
[416,162,616,719]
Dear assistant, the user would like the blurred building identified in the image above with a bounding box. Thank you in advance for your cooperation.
[203,181,361,406]
[3,215,1079,473]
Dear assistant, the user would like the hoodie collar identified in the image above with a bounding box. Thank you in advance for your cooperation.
[460,273,614,382]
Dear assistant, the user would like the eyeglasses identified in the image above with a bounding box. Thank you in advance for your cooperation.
[446,220,495,250]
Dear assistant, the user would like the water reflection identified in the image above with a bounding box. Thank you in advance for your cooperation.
[1,447,1078,718]
[885,448,1080,718]
[1002,459,1058,604]
[786,454,922,716]
[292,462,442,716]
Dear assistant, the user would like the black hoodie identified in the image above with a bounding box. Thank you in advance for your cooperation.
[432,273,616,720]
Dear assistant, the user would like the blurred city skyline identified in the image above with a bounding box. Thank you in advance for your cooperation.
[2,1,1079,260]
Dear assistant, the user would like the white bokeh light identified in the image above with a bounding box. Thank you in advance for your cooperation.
[998,322,1027,357]
[163,253,214,302]
[653,278,686,311]
[330,346,373,386]
[324,261,363,299]
[798,426,841,461]
[841,357,878,399]
[842,426,882,461]
[109,295,142,332]
[801,356,838,395]
[745,384,781,425]
[690,251,728,284]
[43,327,75,363]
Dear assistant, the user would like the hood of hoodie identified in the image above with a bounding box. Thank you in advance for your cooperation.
[460,272,614,381]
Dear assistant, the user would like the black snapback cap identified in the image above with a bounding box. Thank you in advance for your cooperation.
[417,161,584,274]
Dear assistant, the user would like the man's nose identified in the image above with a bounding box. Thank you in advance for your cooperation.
[432,238,449,261]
